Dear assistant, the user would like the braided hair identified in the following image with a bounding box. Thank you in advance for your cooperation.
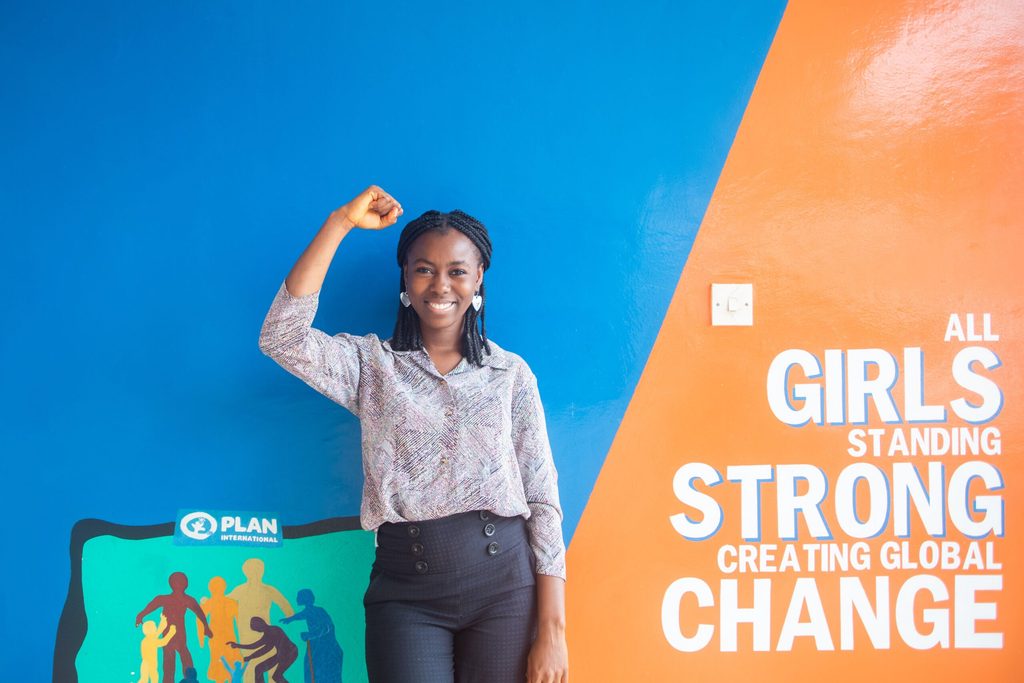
[391,209,494,366]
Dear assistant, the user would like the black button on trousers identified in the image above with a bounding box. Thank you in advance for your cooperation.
[363,509,538,682]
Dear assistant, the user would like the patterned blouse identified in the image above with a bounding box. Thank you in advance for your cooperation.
[258,280,567,580]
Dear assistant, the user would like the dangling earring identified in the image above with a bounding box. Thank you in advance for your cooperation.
[400,291,411,307]
[471,291,482,311]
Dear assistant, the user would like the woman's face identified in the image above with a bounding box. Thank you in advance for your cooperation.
[403,230,484,337]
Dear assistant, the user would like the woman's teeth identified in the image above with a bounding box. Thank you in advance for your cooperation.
[428,302,455,311]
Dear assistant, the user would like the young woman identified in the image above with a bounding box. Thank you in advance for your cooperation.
[258,185,569,683]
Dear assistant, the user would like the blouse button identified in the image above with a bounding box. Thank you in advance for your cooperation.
[487,541,500,556]
[483,523,496,537]
[444,405,455,417]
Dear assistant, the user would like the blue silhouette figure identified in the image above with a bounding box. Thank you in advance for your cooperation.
[221,656,249,683]
[179,667,200,683]
[280,589,344,682]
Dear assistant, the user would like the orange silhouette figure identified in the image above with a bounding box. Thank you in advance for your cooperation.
[228,559,294,683]
[137,614,176,683]
[135,571,212,683]
[198,576,243,683]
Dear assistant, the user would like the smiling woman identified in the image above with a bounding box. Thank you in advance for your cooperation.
[389,208,496,374]
[407,239,480,335]
[258,185,569,683]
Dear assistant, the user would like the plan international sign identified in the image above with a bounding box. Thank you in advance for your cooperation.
[173,510,283,547]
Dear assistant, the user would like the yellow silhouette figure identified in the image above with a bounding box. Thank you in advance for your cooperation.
[228,559,294,683]
[197,576,243,683]
[138,615,176,683]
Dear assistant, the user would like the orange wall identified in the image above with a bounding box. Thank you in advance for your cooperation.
[567,0,1023,679]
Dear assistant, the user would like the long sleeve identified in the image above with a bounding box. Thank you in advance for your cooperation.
[511,363,567,581]
[257,279,364,416]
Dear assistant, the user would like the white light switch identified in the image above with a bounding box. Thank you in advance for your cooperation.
[712,283,753,326]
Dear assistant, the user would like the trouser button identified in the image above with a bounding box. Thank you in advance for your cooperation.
[483,523,496,537]
[479,510,491,521]
[487,542,500,556]
[411,542,424,556]
[415,560,429,574]
[408,525,420,538]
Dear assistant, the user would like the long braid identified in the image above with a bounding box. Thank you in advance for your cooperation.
[391,209,495,366]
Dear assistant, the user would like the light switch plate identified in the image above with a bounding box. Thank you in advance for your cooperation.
[711,283,753,326]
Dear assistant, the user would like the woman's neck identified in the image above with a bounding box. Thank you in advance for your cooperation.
[420,328,461,356]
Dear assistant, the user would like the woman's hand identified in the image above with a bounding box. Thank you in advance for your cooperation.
[339,185,403,230]
[281,184,400,298]
[526,629,569,683]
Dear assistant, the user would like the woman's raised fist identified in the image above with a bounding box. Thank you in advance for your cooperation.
[342,185,403,230]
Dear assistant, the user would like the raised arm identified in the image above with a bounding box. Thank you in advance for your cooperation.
[284,185,403,297]
[155,624,176,647]
[257,186,403,414]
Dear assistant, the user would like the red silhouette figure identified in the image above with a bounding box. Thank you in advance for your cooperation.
[135,571,213,683]
[228,616,298,683]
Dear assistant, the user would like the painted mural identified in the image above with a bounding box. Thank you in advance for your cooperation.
[60,519,363,682]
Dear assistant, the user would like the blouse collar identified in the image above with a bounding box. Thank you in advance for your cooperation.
[381,338,511,370]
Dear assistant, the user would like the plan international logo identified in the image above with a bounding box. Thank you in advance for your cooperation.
[173,509,282,547]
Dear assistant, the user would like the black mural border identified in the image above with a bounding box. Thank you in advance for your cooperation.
[53,515,363,683]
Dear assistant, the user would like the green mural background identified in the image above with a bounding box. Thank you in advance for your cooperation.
[75,528,373,682]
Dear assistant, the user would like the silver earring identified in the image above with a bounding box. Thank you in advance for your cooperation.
[400,291,411,307]
[471,292,482,311]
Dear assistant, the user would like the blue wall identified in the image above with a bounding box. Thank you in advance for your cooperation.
[0,1,786,675]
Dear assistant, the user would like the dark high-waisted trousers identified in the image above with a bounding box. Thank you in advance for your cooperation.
[363,509,538,682]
